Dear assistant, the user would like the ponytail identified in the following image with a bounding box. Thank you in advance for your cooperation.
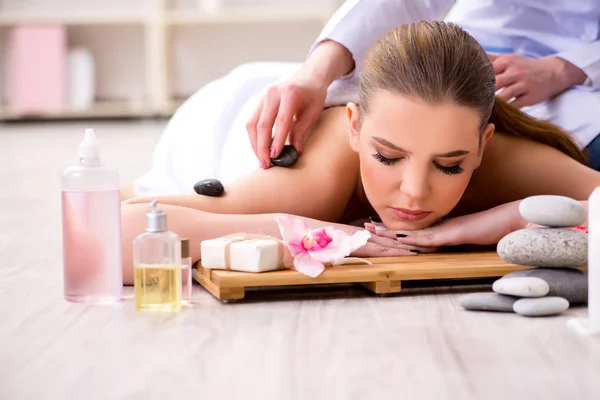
[489,97,588,165]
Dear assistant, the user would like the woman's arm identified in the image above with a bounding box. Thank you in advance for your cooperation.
[121,204,420,284]
[367,198,590,249]
[125,107,359,223]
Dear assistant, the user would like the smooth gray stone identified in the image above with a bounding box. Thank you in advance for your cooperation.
[492,277,549,298]
[519,195,586,227]
[193,179,224,197]
[513,297,570,317]
[271,145,299,167]
[497,228,587,268]
[459,292,517,312]
[501,268,588,304]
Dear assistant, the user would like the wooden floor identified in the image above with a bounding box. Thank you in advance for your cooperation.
[1,120,599,400]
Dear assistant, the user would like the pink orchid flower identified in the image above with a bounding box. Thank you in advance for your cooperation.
[274,215,371,277]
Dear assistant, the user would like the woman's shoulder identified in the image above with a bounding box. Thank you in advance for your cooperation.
[291,106,361,219]
[301,106,358,170]
[304,106,355,153]
[454,132,600,216]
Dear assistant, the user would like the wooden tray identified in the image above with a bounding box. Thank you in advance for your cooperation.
[192,251,530,301]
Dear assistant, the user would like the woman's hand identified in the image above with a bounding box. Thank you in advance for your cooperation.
[350,234,438,258]
[364,201,526,251]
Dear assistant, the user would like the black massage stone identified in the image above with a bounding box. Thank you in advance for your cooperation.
[271,145,299,167]
[193,179,224,197]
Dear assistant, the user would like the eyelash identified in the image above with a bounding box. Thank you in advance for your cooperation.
[372,151,397,166]
[371,151,465,175]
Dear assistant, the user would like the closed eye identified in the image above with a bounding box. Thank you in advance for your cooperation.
[434,162,464,175]
[372,151,401,165]
[373,151,465,175]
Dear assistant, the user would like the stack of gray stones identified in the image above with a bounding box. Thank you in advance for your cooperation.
[460,195,589,317]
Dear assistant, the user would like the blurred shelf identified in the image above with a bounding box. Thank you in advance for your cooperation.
[167,8,330,25]
[0,101,158,121]
[0,12,147,26]
[0,3,334,122]
[0,8,330,27]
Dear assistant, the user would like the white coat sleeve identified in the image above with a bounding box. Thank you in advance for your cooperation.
[308,0,455,80]
[556,40,600,90]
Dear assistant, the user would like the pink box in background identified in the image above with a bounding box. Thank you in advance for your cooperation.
[7,25,67,114]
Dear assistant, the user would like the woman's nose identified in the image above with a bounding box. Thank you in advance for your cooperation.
[399,165,429,200]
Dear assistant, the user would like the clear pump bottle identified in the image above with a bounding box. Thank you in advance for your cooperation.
[61,128,123,303]
[134,200,182,312]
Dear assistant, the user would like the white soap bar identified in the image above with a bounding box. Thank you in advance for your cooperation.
[200,235,283,273]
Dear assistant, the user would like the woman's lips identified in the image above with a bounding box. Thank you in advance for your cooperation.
[390,207,432,222]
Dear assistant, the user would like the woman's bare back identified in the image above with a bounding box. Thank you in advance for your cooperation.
[126,107,361,222]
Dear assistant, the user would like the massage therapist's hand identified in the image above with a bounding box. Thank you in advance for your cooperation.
[246,69,328,168]
[365,201,526,251]
[246,40,355,168]
[489,53,588,109]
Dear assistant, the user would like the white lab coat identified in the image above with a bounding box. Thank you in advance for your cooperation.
[314,0,600,148]
[133,0,600,196]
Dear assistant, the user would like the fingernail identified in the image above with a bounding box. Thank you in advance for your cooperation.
[409,249,420,254]
[261,160,268,169]
[396,233,407,238]
[369,216,382,223]
[270,148,276,158]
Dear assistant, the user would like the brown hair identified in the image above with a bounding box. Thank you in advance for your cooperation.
[359,20,587,165]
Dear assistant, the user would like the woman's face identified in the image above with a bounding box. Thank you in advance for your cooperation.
[348,90,494,231]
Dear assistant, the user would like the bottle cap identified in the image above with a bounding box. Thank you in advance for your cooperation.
[146,200,167,232]
[181,238,190,258]
[79,128,101,160]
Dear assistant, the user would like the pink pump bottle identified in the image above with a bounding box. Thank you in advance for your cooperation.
[61,128,123,303]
